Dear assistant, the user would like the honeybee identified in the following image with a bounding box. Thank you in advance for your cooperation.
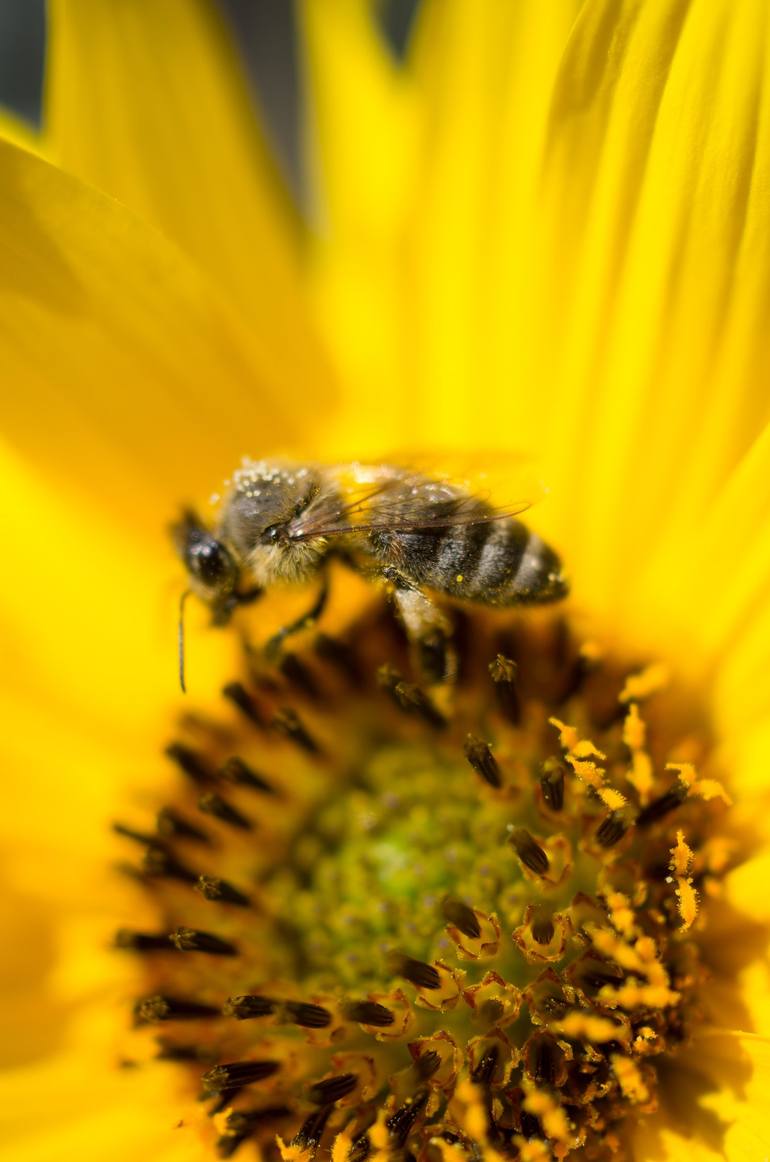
[173,459,568,688]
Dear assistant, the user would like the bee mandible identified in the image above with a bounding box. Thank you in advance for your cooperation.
[173,459,568,689]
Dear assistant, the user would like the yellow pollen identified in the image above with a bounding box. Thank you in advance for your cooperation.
[523,1082,572,1143]
[670,829,694,877]
[610,1054,651,1104]
[552,1011,627,1044]
[623,702,647,750]
[620,662,669,702]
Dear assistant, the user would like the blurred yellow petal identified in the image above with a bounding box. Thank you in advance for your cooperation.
[46,0,336,402]
[403,0,582,448]
[299,0,419,451]
[0,104,47,157]
[0,137,303,527]
[535,0,770,610]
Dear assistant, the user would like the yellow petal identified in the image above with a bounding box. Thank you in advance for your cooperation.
[404,0,582,450]
[0,105,47,157]
[536,0,770,612]
[46,0,336,402]
[299,0,419,452]
[0,137,304,526]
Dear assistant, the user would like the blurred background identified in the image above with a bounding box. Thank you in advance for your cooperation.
[0,0,418,199]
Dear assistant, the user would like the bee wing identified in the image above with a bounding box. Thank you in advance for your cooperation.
[287,467,532,541]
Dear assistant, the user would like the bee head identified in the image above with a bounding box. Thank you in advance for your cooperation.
[172,509,240,625]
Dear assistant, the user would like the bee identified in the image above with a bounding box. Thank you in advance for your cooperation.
[173,459,568,689]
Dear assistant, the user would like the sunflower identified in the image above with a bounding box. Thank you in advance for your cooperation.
[2,1,770,1159]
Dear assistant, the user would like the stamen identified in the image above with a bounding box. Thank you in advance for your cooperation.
[464,735,502,788]
[224,995,275,1020]
[115,929,178,952]
[508,828,550,876]
[596,811,629,848]
[636,783,687,827]
[134,994,220,1023]
[489,654,521,724]
[442,898,482,939]
[168,927,238,956]
[219,756,275,794]
[222,681,266,727]
[198,792,252,831]
[164,742,215,784]
[342,1001,395,1028]
[272,707,321,754]
[196,875,251,907]
[156,807,211,844]
[386,1091,429,1147]
[202,1060,281,1094]
[307,1073,358,1104]
[539,760,565,811]
[388,953,441,990]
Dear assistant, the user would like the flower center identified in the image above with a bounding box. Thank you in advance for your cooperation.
[114,607,735,1159]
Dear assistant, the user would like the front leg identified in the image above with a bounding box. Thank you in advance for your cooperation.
[388,573,456,686]
[265,574,330,660]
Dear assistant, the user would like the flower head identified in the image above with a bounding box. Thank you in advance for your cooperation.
[2,2,770,1161]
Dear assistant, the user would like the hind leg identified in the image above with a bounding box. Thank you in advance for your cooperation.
[390,579,456,686]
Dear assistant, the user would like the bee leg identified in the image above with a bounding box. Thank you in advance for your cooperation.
[265,575,330,660]
[391,582,456,686]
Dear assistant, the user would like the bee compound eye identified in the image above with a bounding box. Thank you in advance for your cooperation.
[189,537,235,590]
[262,524,282,545]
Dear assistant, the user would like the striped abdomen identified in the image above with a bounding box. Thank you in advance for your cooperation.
[369,513,567,606]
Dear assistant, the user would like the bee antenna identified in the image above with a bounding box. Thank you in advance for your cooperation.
[178,589,191,694]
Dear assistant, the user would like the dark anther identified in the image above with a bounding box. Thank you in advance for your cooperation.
[272,707,321,754]
[219,756,275,794]
[112,822,157,846]
[509,828,550,876]
[155,1039,215,1063]
[285,1001,332,1029]
[293,1104,334,1149]
[530,1038,558,1086]
[223,994,276,1020]
[169,927,238,956]
[582,966,623,990]
[348,1134,372,1162]
[280,653,320,698]
[415,1050,441,1079]
[419,630,449,686]
[196,875,251,907]
[198,792,252,831]
[164,742,215,784]
[313,632,362,683]
[471,1045,499,1086]
[488,654,521,725]
[307,1073,358,1104]
[386,1091,429,1148]
[141,845,197,884]
[636,784,688,827]
[202,1060,280,1094]
[394,681,446,728]
[217,1108,291,1159]
[134,994,220,1024]
[378,665,446,728]
[115,929,178,952]
[464,735,502,789]
[156,806,211,844]
[596,811,629,848]
[520,1112,542,1140]
[532,916,555,945]
[389,952,441,990]
[222,681,265,727]
[442,897,481,939]
[540,759,565,811]
[342,1000,395,1028]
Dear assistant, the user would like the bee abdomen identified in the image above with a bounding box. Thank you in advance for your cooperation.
[420,520,567,606]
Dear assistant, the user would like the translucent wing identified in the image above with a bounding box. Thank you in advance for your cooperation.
[286,460,534,542]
